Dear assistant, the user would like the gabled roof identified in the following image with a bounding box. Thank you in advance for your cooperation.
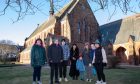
[28,17,56,39]
[28,0,77,39]
[100,14,140,46]
[100,19,122,46]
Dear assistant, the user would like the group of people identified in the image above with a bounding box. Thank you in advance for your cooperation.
[31,38,108,84]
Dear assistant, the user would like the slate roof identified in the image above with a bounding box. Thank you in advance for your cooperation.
[100,14,140,46]
[28,0,77,39]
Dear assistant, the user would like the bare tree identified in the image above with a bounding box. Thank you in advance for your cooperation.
[0,40,15,45]
[0,0,139,22]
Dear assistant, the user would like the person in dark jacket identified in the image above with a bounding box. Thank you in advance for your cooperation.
[59,39,70,82]
[31,38,46,84]
[92,40,107,84]
[47,39,63,84]
[69,44,79,80]
[82,42,92,82]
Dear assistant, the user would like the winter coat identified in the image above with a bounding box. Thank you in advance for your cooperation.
[31,45,46,67]
[47,44,63,63]
[69,47,80,77]
[82,49,91,66]
[61,44,70,60]
[70,48,79,61]
[92,47,107,64]
[76,59,85,72]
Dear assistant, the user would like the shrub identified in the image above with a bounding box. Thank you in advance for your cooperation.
[108,55,121,68]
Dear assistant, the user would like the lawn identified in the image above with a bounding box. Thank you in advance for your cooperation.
[0,65,140,84]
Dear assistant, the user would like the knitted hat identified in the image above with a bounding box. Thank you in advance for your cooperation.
[95,39,100,44]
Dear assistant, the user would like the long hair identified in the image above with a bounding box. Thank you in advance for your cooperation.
[70,44,79,56]
[34,38,43,47]
[71,44,79,51]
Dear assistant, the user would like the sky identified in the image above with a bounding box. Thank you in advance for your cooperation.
[0,0,138,45]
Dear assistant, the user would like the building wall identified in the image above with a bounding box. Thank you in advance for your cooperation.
[67,0,99,49]
[20,50,30,64]
[20,23,56,64]
[20,0,99,64]
[112,41,140,64]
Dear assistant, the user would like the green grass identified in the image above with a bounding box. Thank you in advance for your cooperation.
[0,65,140,84]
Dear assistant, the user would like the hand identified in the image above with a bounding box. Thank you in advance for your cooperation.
[49,60,53,63]
[103,63,107,66]
[72,57,76,60]
[89,63,92,67]
[93,63,95,66]
[60,60,63,62]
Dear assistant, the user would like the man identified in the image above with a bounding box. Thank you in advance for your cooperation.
[48,39,63,84]
[59,39,70,82]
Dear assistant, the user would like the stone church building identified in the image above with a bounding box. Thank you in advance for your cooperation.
[20,0,99,64]
[100,14,140,65]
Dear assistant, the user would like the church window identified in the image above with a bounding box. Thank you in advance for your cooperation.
[83,19,87,41]
[63,24,64,35]
[82,4,86,10]
[78,22,81,34]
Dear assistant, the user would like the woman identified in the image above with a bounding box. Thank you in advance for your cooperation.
[82,43,92,82]
[31,38,46,84]
[92,40,107,84]
[69,44,79,80]
[90,43,96,76]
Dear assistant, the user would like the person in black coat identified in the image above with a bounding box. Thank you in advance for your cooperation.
[69,44,79,80]
[47,39,63,84]
[92,40,107,84]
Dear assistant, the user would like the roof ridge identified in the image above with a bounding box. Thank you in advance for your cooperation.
[100,14,140,27]
[27,0,76,40]
[54,0,76,18]
[100,19,122,27]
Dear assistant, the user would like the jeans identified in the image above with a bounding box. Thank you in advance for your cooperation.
[59,60,68,78]
[33,66,41,81]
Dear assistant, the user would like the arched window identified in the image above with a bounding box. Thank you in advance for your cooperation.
[83,18,87,41]
[77,21,82,41]
[78,22,80,34]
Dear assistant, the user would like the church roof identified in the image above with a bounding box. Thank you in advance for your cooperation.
[100,14,140,46]
[28,0,77,39]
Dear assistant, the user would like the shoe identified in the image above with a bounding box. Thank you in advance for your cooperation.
[59,78,62,82]
[80,78,85,81]
[72,77,75,80]
[55,81,60,84]
[32,81,36,84]
[102,82,107,84]
[49,81,53,84]
[89,79,92,82]
[37,81,42,84]
[86,79,89,82]
[95,81,102,84]
[64,78,68,82]
[75,77,78,80]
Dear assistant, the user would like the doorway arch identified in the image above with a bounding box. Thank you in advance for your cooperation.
[116,47,127,63]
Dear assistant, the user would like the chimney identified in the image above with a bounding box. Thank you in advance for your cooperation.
[49,0,54,16]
